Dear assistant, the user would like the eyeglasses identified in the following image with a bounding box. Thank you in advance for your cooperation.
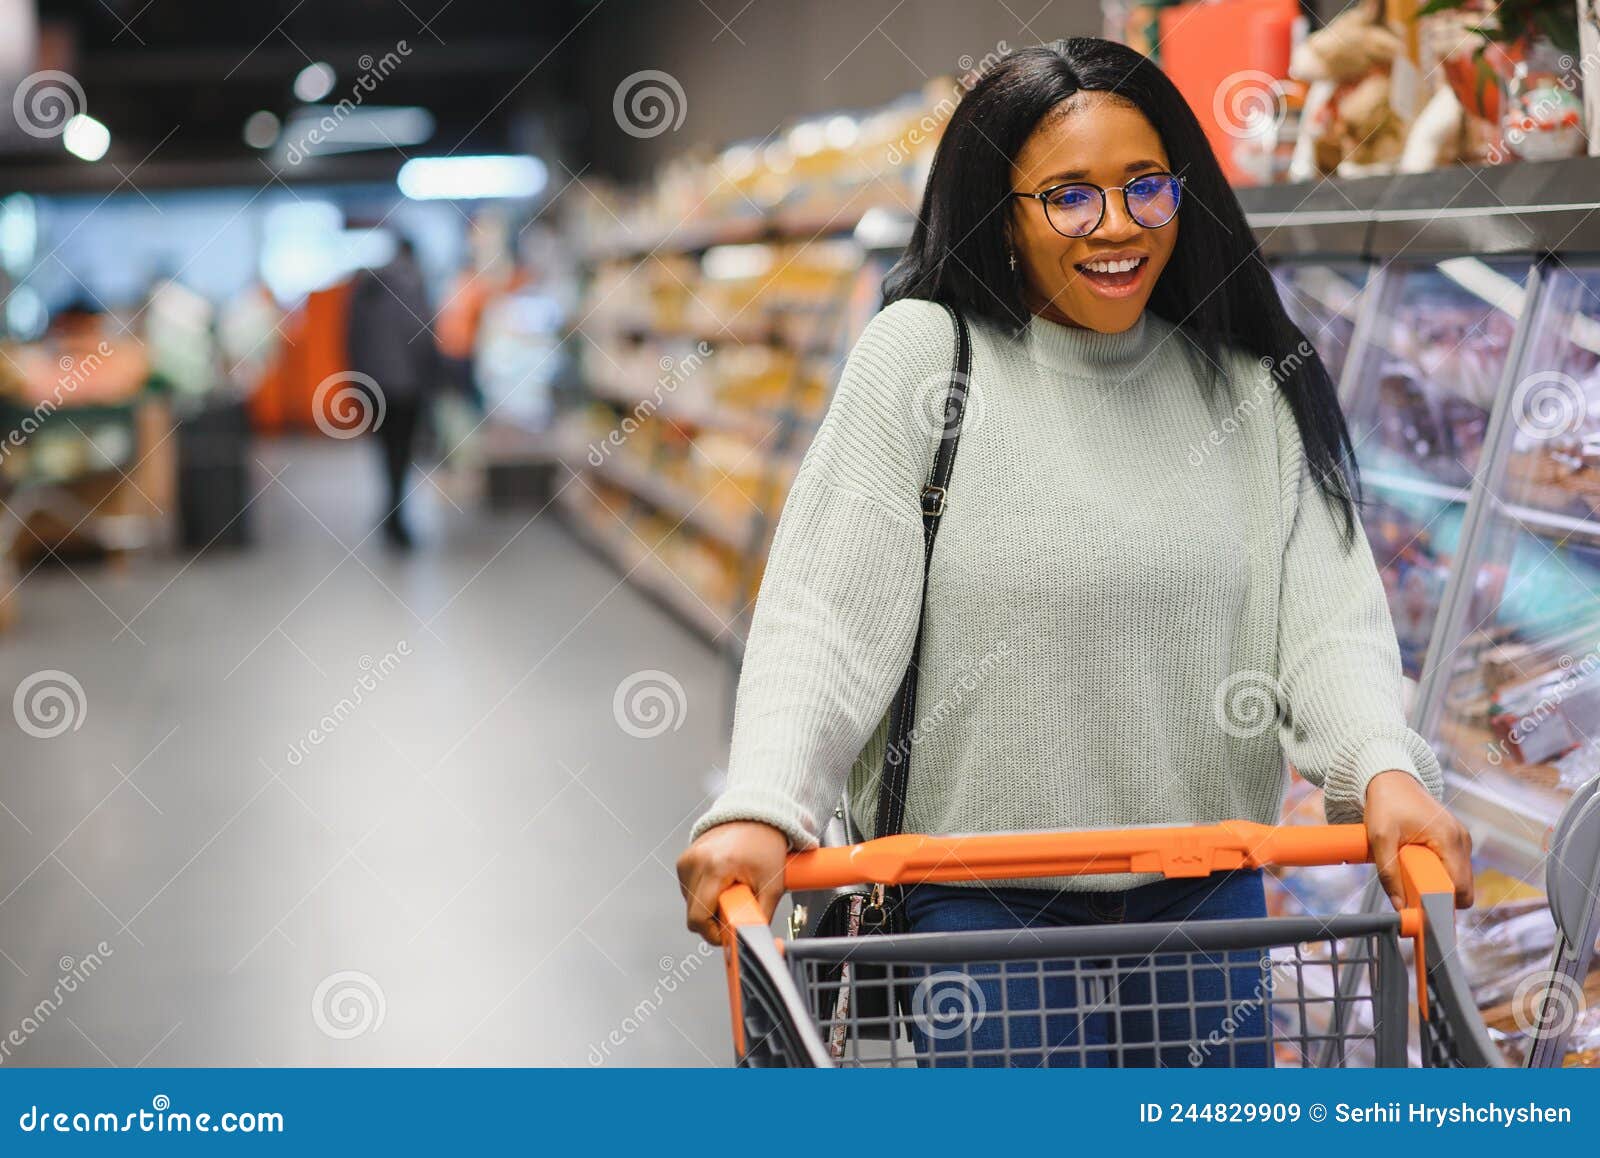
[1009,171,1185,238]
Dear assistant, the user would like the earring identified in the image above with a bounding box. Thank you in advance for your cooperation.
[1008,248,1017,272]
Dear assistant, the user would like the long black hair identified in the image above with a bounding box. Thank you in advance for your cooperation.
[882,37,1360,542]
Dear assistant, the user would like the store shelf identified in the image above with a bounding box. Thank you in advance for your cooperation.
[1237,154,1600,260]
[587,451,754,554]
[1364,468,1600,546]
[559,89,939,667]
[554,482,746,656]
[583,377,786,442]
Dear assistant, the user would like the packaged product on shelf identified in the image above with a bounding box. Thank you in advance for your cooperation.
[1368,500,1451,676]
[1456,895,1557,1009]
[1287,0,1409,179]
[1488,662,1600,766]
[1497,36,1585,162]
[689,430,767,526]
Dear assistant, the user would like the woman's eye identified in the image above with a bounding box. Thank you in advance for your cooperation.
[1050,187,1093,207]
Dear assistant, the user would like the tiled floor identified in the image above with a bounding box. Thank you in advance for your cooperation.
[1,437,736,1066]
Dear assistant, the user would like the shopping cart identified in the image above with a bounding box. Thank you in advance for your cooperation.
[716,820,1506,1067]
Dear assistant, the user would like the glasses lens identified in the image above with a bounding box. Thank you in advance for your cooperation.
[1043,185,1103,237]
[1126,174,1181,228]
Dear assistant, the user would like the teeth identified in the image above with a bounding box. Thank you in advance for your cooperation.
[1080,257,1143,274]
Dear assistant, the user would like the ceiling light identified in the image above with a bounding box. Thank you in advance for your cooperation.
[293,61,336,103]
[396,155,547,201]
[243,110,281,149]
[62,114,109,161]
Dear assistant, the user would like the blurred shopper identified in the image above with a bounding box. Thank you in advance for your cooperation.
[435,267,491,412]
[344,237,437,549]
[677,37,1476,1069]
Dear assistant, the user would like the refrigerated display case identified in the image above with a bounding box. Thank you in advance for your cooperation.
[1343,260,1532,680]
[1413,260,1600,875]
[1268,262,1371,395]
[1244,156,1600,1064]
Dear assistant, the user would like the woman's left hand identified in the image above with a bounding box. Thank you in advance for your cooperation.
[1363,769,1475,912]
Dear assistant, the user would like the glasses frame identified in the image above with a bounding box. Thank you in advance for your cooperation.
[1009,171,1186,238]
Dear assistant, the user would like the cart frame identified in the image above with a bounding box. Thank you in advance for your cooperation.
[715,819,1505,1068]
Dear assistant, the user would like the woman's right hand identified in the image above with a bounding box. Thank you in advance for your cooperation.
[676,821,790,945]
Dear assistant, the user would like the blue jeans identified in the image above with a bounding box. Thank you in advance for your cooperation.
[901,869,1274,1068]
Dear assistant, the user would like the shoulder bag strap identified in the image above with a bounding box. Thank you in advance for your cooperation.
[873,301,971,840]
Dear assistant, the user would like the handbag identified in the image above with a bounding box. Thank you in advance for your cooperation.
[792,300,972,1054]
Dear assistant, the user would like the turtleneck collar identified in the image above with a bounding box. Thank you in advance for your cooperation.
[1023,308,1158,375]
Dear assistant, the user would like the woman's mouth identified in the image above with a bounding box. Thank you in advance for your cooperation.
[1072,255,1148,299]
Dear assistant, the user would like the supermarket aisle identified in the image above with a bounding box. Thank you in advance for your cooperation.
[0,437,735,1066]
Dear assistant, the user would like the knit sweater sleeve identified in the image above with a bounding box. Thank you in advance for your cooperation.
[688,298,954,849]
[1270,383,1446,825]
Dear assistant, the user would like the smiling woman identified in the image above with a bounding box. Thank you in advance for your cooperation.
[676,37,1476,1069]
[1006,110,1183,318]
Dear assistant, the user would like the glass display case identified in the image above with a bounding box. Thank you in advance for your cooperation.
[1343,259,1533,681]
[1268,262,1371,396]
[1244,160,1600,1066]
[1415,262,1600,867]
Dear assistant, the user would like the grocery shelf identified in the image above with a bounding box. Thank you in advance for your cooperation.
[583,377,785,441]
[587,451,754,554]
[1237,154,1600,260]
[580,209,879,265]
[554,481,746,657]
[1362,468,1472,506]
[559,86,936,671]
[1363,468,1600,546]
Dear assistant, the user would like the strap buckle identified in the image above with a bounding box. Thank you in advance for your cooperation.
[919,485,946,517]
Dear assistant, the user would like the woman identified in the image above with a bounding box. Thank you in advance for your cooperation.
[676,38,1474,1065]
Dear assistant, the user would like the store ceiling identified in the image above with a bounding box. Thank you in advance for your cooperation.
[7,0,595,189]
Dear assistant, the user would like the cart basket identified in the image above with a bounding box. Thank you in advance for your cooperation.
[715,820,1504,1068]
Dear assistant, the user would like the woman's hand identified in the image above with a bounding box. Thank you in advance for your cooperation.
[1364,769,1474,911]
[676,821,790,945]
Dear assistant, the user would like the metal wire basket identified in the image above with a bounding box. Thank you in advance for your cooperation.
[717,821,1505,1068]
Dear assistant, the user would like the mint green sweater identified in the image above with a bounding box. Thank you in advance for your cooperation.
[691,298,1443,890]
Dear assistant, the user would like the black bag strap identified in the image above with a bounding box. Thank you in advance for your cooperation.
[873,301,971,840]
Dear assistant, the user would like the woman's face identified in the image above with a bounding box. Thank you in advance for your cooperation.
[1007,91,1179,333]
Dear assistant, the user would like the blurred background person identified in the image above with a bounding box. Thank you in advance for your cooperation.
[343,235,437,549]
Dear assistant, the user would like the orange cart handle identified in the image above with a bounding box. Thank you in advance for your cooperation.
[781,819,1374,891]
[716,821,1457,935]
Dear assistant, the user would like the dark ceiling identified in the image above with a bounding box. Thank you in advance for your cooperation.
[12,0,597,188]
